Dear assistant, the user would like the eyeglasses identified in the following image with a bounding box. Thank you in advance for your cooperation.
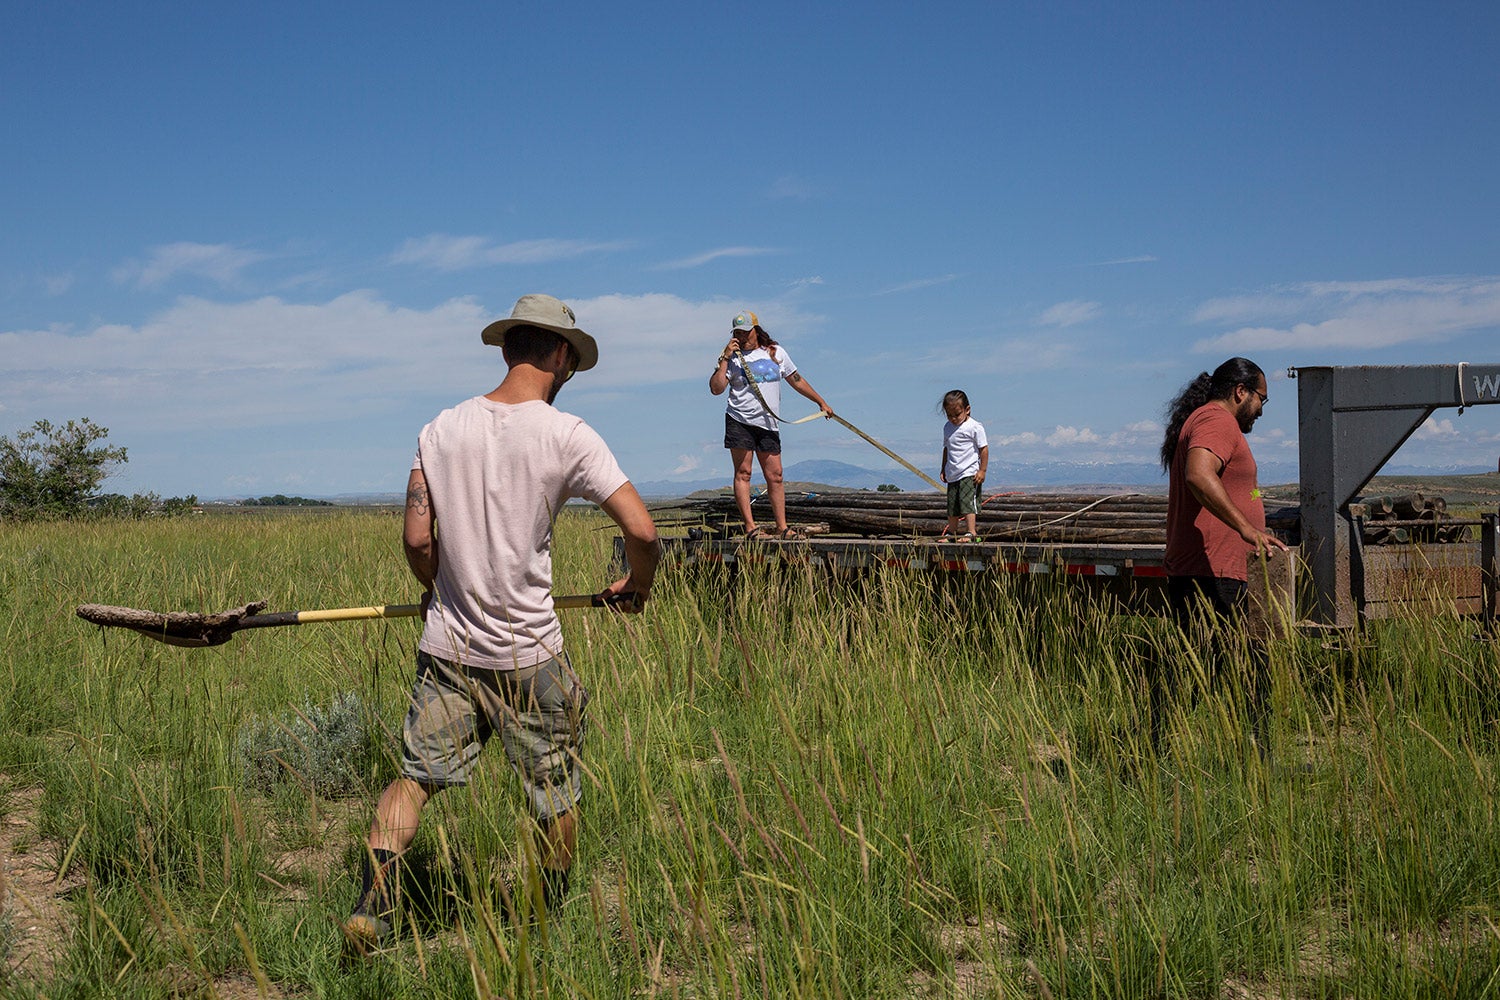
[1246,386,1268,405]
[560,345,580,383]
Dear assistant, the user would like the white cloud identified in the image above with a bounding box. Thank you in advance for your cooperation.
[874,274,962,296]
[672,454,702,475]
[389,234,488,269]
[1039,300,1101,327]
[1257,427,1299,451]
[114,242,270,289]
[1090,255,1157,266]
[1,291,489,429]
[655,246,780,270]
[1191,294,1304,325]
[2,289,814,438]
[565,293,822,388]
[1191,275,1500,353]
[1301,277,1480,297]
[1045,425,1102,446]
[390,234,631,270]
[988,419,1166,464]
[1389,413,1500,471]
[1411,416,1461,440]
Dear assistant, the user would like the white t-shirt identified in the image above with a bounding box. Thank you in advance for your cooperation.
[412,396,628,669]
[942,416,988,481]
[725,346,798,431]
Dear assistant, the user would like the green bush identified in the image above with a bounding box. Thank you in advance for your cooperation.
[234,691,374,798]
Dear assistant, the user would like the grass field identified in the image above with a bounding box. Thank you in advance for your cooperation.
[2,509,1499,998]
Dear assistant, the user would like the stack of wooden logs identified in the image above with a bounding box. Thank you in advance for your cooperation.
[678,491,1170,543]
[671,489,1471,547]
[1349,493,1469,545]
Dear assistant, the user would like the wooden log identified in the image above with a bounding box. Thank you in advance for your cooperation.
[1363,526,1410,545]
[789,506,1170,524]
[781,505,1168,525]
[688,491,1177,545]
[1437,523,1472,543]
[780,494,1169,514]
[985,511,1170,525]
[806,510,1167,544]
[1391,493,1427,519]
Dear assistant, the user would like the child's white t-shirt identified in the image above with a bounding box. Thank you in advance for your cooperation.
[943,417,988,481]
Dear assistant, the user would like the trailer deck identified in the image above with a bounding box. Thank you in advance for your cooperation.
[659,533,1168,579]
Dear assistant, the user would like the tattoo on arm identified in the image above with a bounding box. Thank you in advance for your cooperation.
[406,481,430,517]
[787,372,802,384]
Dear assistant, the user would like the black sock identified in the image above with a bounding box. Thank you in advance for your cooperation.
[356,848,399,917]
[540,866,571,912]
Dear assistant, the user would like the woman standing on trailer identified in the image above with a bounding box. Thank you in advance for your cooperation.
[708,310,834,540]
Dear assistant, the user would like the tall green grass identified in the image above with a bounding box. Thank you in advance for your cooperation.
[1,509,1498,997]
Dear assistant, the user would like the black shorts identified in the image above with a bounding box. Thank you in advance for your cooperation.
[724,414,781,454]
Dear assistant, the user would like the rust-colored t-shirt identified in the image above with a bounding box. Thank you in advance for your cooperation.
[1165,403,1264,581]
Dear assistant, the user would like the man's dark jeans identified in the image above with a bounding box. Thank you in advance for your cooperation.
[1147,575,1271,757]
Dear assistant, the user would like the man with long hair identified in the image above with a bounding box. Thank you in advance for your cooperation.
[1153,357,1287,757]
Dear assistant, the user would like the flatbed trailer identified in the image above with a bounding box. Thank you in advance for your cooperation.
[618,533,1180,617]
[637,362,1500,633]
[620,520,1495,637]
[652,534,1167,579]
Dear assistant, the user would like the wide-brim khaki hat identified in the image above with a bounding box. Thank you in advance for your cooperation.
[480,294,599,372]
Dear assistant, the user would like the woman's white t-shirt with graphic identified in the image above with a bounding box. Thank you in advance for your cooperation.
[725,346,797,430]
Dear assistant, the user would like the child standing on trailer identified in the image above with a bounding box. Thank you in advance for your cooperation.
[939,389,988,542]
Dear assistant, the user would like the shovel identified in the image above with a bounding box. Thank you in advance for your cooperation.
[76,592,639,649]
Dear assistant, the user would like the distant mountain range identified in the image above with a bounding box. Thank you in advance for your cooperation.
[205,458,1499,504]
[636,457,1500,500]
[633,458,1192,498]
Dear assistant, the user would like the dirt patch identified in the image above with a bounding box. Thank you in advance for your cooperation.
[261,797,368,897]
[944,915,1017,990]
[212,970,290,999]
[0,780,349,994]
[1,781,83,984]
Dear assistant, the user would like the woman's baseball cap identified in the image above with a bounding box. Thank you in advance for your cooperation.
[732,310,759,332]
[481,294,599,372]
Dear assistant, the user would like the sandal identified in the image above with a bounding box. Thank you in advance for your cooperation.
[937,531,956,543]
[744,526,767,541]
[778,527,807,540]
[956,533,979,543]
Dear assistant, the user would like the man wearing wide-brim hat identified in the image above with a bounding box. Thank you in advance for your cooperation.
[342,293,659,954]
[480,292,601,379]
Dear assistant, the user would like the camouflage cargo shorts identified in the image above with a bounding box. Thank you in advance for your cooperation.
[400,650,588,822]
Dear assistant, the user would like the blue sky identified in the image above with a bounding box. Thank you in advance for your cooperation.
[5,2,1499,498]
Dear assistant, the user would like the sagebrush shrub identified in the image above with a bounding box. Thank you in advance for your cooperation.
[235,691,372,798]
